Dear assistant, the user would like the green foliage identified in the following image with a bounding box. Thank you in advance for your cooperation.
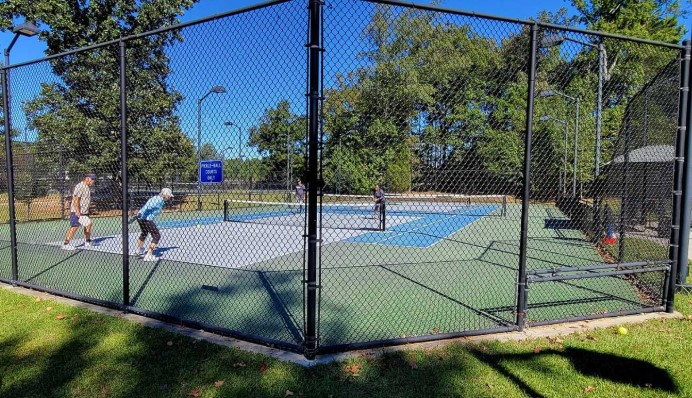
[317,0,685,197]
[248,100,305,185]
[12,148,52,219]
[571,0,686,42]
[386,144,412,193]
[223,157,270,185]
[199,143,219,161]
[0,0,199,187]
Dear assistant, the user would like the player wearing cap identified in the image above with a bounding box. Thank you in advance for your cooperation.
[62,173,97,250]
[133,188,174,262]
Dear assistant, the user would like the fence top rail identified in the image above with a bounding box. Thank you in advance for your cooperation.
[2,0,291,70]
[364,0,685,50]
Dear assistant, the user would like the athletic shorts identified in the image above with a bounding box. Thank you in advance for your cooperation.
[69,213,91,228]
[137,218,161,244]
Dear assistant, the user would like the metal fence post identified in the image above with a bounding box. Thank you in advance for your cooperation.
[2,61,18,284]
[120,40,130,307]
[304,0,322,359]
[516,23,538,330]
[672,40,692,297]
[618,123,630,264]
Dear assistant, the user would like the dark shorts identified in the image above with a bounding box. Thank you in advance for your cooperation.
[137,219,161,244]
[69,212,80,227]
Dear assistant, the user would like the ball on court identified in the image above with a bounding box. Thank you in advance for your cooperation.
[617,326,628,335]
[196,224,201,229]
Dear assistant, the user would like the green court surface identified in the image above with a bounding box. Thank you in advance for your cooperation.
[0,203,666,348]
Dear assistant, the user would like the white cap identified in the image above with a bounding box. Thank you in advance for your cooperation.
[160,188,173,198]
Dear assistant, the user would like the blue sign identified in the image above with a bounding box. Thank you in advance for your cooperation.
[199,160,223,184]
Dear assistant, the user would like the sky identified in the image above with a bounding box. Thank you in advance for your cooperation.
[1,0,583,66]
[0,0,689,162]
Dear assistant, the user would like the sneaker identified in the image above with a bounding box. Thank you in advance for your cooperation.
[143,253,158,262]
[61,244,76,251]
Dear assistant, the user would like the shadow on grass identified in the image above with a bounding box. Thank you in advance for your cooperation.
[0,284,305,397]
[466,344,678,397]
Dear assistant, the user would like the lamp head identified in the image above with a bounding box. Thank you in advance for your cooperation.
[539,90,556,98]
[211,85,227,94]
[539,116,551,122]
[12,22,39,37]
[541,34,565,48]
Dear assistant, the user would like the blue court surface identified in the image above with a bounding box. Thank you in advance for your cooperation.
[348,204,499,248]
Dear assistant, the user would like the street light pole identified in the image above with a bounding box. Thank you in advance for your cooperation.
[539,90,581,197]
[541,34,606,180]
[3,22,39,283]
[595,42,604,178]
[539,115,569,197]
[196,85,226,211]
[573,99,580,197]
[224,121,243,192]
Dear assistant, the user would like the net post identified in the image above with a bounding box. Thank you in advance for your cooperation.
[669,40,691,309]
[223,198,228,222]
[120,40,130,308]
[516,23,538,330]
[304,0,322,360]
[502,194,507,217]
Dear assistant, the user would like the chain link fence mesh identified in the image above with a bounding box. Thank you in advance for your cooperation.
[319,0,528,348]
[0,0,685,355]
[7,49,125,303]
[121,1,307,345]
[526,27,679,324]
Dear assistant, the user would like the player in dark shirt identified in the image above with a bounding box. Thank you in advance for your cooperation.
[295,179,306,213]
[373,184,385,219]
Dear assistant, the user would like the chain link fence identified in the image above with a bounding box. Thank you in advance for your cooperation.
[0,0,688,358]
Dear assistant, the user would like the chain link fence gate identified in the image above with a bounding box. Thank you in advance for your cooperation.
[0,0,688,359]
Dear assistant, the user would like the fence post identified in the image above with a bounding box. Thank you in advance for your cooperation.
[668,41,692,307]
[304,0,322,359]
[676,40,692,290]
[120,40,130,307]
[2,60,18,284]
[516,23,538,330]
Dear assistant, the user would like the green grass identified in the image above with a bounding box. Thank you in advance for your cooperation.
[603,236,669,263]
[0,286,690,397]
[0,190,291,223]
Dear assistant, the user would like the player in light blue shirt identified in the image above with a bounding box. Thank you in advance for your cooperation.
[134,188,173,261]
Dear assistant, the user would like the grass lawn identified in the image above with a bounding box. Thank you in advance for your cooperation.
[0,285,690,397]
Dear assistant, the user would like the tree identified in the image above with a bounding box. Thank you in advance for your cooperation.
[248,100,306,187]
[571,0,685,42]
[13,147,51,220]
[0,0,199,188]
[199,143,219,161]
